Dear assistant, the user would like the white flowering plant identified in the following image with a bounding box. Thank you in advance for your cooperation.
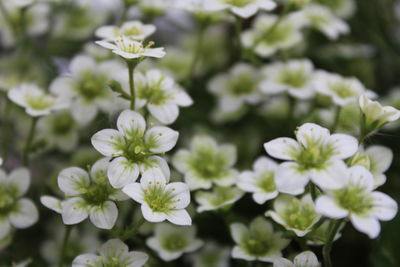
[0,0,399,266]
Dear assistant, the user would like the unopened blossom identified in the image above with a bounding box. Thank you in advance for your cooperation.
[50,55,125,125]
[146,223,203,261]
[242,14,305,57]
[264,123,358,194]
[195,186,244,212]
[314,71,370,106]
[230,217,289,262]
[41,158,128,229]
[208,63,263,114]
[72,239,148,267]
[96,36,165,60]
[238,157,279,204]
[359,95,400,133]
[189,242,230,267]
[260,60,316,100]
[316,166,398,238]
[0,168,39,240]
[8,83,68,117]
[266,194,321,237]
[96,21,156,41]
[133,69,193,124]
[206,0,276,18]
[122,168,192,225]
[273,251,320,267]
[91,110,177,188]
[172,136,238,190]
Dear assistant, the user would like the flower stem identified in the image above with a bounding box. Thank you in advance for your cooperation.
[331,106,342,132]
[187,22,207,85]
[127,61,136,110]
[23,117,38,166]
[58,225,72,267]
[121,216,145,241]
[323,219,343,267]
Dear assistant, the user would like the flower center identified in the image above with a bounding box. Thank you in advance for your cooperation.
[223,0,254,7]
[281,199,317,230]
[25,94,54,111]
[162,234,188,252]
[144,185,177,213]
[124,26,141,36]
[115,38,145,54]
[334,184,374,215]
[330,81,356,98]
[81,173,115,206]
[76,71,108,100]
[242,233,271,256]
[189,146,229,180]
[51,112,75,135]
[260,23,293,46]
[308,14,330,27]
[209,187,237,206]
[230,74,257,95]
[256,172,276,193]
[137,78,171,105]
[296,143,334,170]
[278,68,309,88]
[0,184,19,216]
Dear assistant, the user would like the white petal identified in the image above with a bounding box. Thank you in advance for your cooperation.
[71,100,98,126]
[141,203,166,223]
[8,167,30,197]
[89,201,118,229]
[99,238,128,259]
[40,196,62,213]
[294,251,319,267]
[275,162,309,195]
[232,246,255,261]
[140,168,167,189]
[117,109,146,137]
[148,103,179,125]
[90,157,109,179]
[328,134,358,159]
[172,90,193,107]
[172,150,190,172]
[145,156,170,181]
[366,146,393,173]
[0,218,10,240]
[230,223,247,243]
[350,214,380,239]
[296,123,330,148]
[72,254,99,267]
[315,195,348,219]
[273,258,294,267]
[125,251,149,267]
[61,197,89,225]
[165,182,190,209]
[165,209,192,226]
[91,129,125,157]
[253,191,278,205]
[108,157,140,188]
[122,183,144,204]
[253,156,278,173]
[231,5,257,18]
[309,160,348,190]
[371,192,398,221]
[347,166,374,191]
[57,167,90,195]
[264,138,300,160]
[145,126,179,153]
[9,199,39,228]
[70,55,95,76]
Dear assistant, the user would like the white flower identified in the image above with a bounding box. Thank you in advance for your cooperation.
[133,69,193,124]
[96,36,166,60]
[122,168,192,225]
[146,223,203,261]
[72,239,148,267]
[206,0,276,18]
[314,71,370,106]
[273,251,320,267]
[315,166,398,238]
[359,95,400,132]
[172,136,238,190]
[266,194,321,237]
[195,186,244,212]
[36,111,79,152]
[318,0,356,19]
[297,4,349,40]
[8,83,68,117]
[96,20,156,41]
[189,241,230,267]
[264,123,358,194]
[230,217,289,262]
[242,14,305,57]
[138,0,172,15]
[50,55,125,126]
[260,59,315,99]
[0,168,38,240]
[238,157,279,204]
[208,63,263,114]
[42,158,128,229]
[91,109,178,189]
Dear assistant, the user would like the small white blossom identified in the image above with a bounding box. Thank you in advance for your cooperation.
[146,223,203,261]
[195,186,244,212]
[273,251,320,267]
[264,123,358,194]
[206,0,276,18]
[172,136,238,190]
[315,166,398,238]
[238,157,279,204]
[72,239,148,267]
[0,168,38,240]
[260,59,316,99]
[8,83,68,117]
[91,109,177,189]
[189,241,230,267]
[122,168,192,225]
[230,217,289,262]
[96,20,156,41]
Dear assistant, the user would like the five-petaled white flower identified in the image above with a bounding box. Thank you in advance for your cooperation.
[264,123,358,195]
[206,0,276,18]
[91,109,178,189]
[195,186,244,212]
[0,168,39,241]
[238,156,279,204]
[266,194,321,237]
[8,83,68,117]
[315,166,398,239]
[72,239,148,267]
[41,158,128,229]
[260,59,316,100]
[230,217,289,262]
[273,251,320,267]
[96,20,156,41]
[172,135,238,190]
[122,168,192,225]
[146,223,203,261]
[96,36,166,60]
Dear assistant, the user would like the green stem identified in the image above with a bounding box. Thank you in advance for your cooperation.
[323,219,343,267]
[310,184,318,201]
[1,97,11,164]
[331,106,342,132]
[187,22,207,84]
[121,217,145,241]
[127,61,136,110]
[58,225,72,267]
[23,117,38,166]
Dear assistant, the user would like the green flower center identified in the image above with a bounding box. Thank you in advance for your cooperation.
[81,172,116,206]
[241,231,272,256]
[76,71,108,100]
[115,39,145,54]
[308,14,330,27]
[278,68,309,88]
[189,146,229,180]
[230,74,257,95]
[144,184,177,213]
[260,23,293,46]
[330,82,356,98]
[296,143,334,170]
[334,184,374,215]
[26,94,54,111]
[162,234,188,252]
[209,187,238,207]
[281,199,318,230]
[124,26,141,36]
[51,112,75,135]
[137,78,171,105]
[256,172,276,192]
[0,184,19,216]
[223,0,254,7]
